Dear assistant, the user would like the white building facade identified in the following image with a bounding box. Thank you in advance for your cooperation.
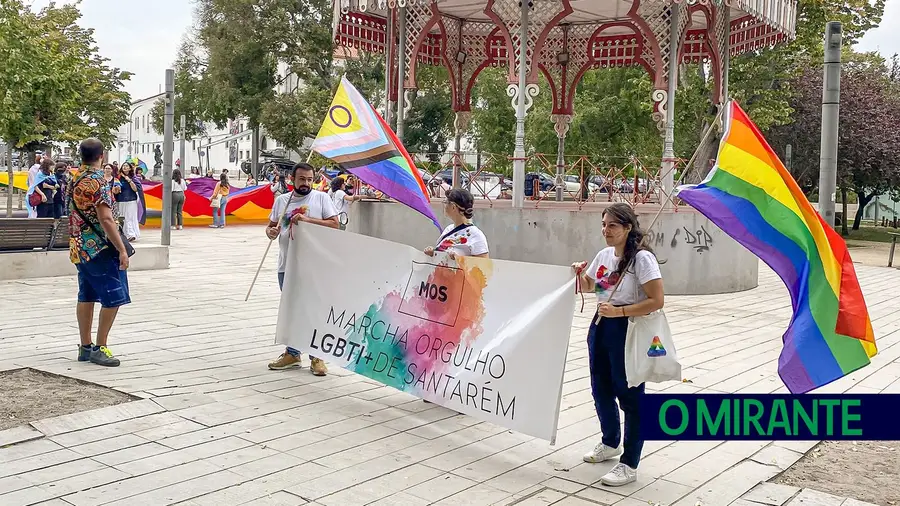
[110,93,258,177]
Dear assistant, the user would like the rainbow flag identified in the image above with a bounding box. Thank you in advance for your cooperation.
[311,77,441,229]
[675,101,876,394]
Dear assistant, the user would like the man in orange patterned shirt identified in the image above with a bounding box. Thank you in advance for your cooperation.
[68,138,131,367]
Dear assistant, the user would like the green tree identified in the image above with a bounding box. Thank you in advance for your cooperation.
[0,0,130,214]
[190,0,386,166]
[0,0,131,149]
[404,65,453,162]
[470,67,516,161]
[194,0,287,177]
[150,38,206,139]
[769,56,900,234]
[260,86,330,154]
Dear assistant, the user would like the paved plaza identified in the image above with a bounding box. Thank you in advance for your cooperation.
[1,225,898,506]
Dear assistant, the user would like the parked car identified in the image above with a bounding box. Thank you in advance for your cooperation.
[433,168,470,187]
[563,175,600,193]
[524,172,554,196]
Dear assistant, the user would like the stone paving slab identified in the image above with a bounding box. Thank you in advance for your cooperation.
[0,227,898,506]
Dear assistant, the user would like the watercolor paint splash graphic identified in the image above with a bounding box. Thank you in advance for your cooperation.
[343,258,491,392]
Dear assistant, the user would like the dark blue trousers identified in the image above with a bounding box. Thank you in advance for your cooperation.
[587,315,645,468]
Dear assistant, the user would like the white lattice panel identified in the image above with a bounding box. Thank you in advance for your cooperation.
[403,2,437,82]
[457,21,500,108]
[487,0,570,81]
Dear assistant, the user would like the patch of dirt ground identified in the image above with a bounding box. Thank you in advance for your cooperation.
[0,368,134,431]
[847,240,896,268]
[774,440,900,505]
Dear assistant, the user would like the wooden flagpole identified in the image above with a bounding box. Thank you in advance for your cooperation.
[245,151,314,301]
[592,105,726,324]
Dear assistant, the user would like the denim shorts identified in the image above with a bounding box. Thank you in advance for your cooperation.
[76,249,131,308]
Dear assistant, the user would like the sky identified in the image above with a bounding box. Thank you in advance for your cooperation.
[28,0,195,101]
[27,0,900,103]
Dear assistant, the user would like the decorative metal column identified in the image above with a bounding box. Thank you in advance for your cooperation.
[452,111,471,189]
[722,12,730,102]
[510,1,533,209]
[395,6,407,142]
[660,3,681,205]
[552,114,573,201]
[383,7,394,126]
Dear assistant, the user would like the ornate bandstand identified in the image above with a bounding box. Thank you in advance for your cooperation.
[333,0,797,208]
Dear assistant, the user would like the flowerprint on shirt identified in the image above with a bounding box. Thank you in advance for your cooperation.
[436,227,472,252]
[594,264,621,296]
[68,169,115,264]
[282,205,309,229]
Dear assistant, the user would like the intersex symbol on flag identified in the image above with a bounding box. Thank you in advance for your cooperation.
[311,76,442,230]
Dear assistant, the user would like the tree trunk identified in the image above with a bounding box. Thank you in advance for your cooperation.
[685,122,720,184]
[841,186,849,237]
[6,141,14,218]
[853,191,874,231]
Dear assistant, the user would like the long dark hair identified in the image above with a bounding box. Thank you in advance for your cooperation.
[446,188,475,219]
[173,169,183,183]
[220,172,229,189]
[602,203,656,278]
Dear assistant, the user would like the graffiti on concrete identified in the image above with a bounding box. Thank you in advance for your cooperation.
[646,225,714,254]
[681,225,714,254]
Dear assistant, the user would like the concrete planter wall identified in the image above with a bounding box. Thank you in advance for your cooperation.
[0,244,169,281]
[347,201,758,296]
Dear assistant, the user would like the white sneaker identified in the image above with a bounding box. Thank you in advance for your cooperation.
[600,462,637,486]
[583,442,623,463]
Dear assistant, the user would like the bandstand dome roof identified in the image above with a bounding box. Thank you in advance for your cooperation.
[335,0,797,41]
[334,0,797,119]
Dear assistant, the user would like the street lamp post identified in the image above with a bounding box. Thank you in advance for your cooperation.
[162,70,175,246]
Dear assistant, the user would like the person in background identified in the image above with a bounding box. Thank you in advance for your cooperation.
[116,162,142,242]
[210,172,230,228]
[68,138,129,367]
[133,166,147,227]
[266,162,339,376]
[26,155,43,218]
[329,176,363,230]
[571,202,664,487]
[28,159,59,218]
[53,162,69,218]
[171,169,187,230]
[271,173,289,197]
[498,188,513,200]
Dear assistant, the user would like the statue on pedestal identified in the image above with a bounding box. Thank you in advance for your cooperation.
[153,144,163,177]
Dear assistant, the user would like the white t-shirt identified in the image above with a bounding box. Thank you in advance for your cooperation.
[27,164,40,188]
[172,180,187,192]
[585,248,662,306]
[435,223,489,257]
[331,189,350,216]
[270,190,338,272]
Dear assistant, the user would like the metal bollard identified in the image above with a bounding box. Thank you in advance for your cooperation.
[890,235,897,268]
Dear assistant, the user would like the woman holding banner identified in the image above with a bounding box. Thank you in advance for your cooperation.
[571,203,664,487]
[424,188,489,260]
[421,188,489,404]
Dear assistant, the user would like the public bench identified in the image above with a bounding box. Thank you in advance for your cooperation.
[0,217,168,280]
[0,218,69,252]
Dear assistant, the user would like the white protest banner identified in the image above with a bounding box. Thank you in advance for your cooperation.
[275,224,575,442]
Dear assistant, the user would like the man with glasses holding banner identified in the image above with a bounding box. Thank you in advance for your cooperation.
[265,162,340,376]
